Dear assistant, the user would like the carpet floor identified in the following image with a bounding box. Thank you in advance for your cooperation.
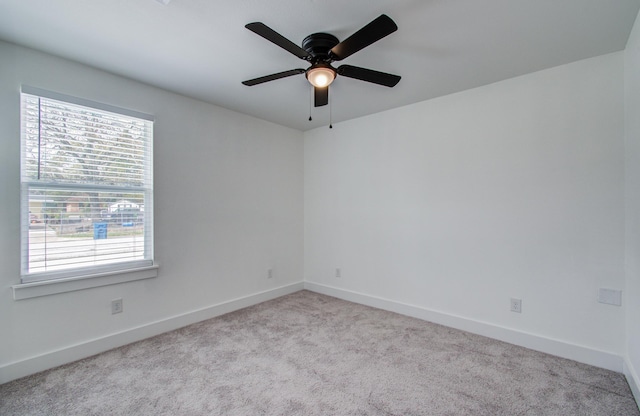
[1,290,638,415]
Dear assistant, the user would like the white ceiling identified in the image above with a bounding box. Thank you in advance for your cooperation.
[0,0,638,131]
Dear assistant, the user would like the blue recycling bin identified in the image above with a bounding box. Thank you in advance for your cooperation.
[94,222,107,239]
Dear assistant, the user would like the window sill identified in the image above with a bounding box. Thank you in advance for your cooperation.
[12,265,159,300]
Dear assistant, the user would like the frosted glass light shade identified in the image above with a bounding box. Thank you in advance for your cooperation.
[306,66,336,88]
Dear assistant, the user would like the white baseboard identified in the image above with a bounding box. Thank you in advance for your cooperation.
[0,282,304,385]
[304,281,624,373]
[625,358,640,410]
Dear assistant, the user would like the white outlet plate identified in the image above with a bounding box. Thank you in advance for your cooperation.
[335,268,341,278]
[111,298,123,314]
[267,269,273,279]
[598,288,622,306]
[510,298,522,313]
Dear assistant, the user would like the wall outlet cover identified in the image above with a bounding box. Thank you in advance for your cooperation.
[598,288,622,306]
[111,298,123,314]
[510,298,522,313]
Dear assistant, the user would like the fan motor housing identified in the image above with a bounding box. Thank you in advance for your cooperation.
[302,33,339,61]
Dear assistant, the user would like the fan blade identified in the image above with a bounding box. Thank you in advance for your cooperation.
[314,86,328,107]
[329,14,397,61]
[337,65,401,87]
[245,22,311,60]
[242,69,306,86]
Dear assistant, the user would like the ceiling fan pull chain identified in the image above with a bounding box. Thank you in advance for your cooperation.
[329,93,333,129]
[309,86,313,121]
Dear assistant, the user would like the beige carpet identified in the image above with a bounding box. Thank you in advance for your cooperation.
[1,290,638,415]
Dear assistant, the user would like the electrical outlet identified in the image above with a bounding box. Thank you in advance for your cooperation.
[267,268,273,279]
[111,298,123,314]
[335,268,341,278]
[510,298,522,313]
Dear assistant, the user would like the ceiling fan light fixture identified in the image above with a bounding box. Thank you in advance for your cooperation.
[242,15,401,110]
[306,65,336,88]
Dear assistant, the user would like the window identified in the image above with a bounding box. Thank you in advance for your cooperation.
[20,86,154,284]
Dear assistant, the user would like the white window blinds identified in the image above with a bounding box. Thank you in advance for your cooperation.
[20,87,154,283]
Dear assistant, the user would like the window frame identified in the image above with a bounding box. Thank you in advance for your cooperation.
[16,86,157,298]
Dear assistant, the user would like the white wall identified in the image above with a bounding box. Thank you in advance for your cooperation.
[625,8,640,402]
[305,52,626,365]
[0,41,304,382]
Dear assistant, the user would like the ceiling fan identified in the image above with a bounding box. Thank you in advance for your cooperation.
[242,14,401,107]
